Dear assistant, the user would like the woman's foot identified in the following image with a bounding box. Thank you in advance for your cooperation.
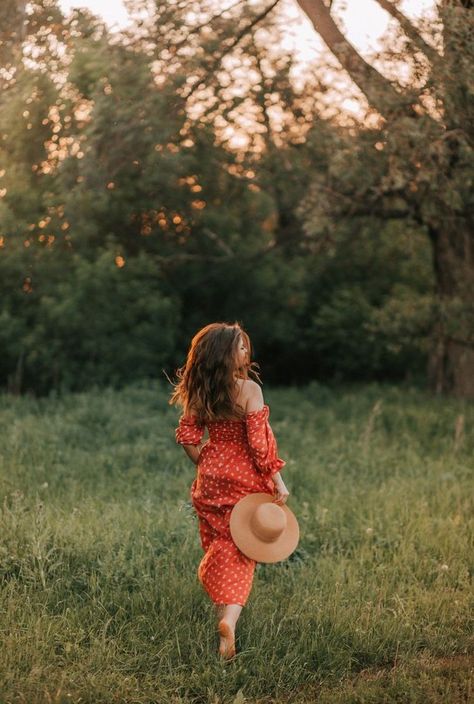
[218,619,236,659]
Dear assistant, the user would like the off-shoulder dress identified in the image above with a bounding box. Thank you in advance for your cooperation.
[175,404,285,607]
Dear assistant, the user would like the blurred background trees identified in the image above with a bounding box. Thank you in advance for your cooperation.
[296,0,474,396]
[0,0,472,397]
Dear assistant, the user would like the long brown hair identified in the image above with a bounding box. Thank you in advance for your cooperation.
[168,322,261,423]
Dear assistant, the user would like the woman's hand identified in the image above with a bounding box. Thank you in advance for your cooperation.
[272,475,290,505]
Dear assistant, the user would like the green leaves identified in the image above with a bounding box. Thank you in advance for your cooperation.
[2,0,472,394]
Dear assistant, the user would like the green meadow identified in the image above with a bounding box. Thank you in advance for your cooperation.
[0,381,472,703]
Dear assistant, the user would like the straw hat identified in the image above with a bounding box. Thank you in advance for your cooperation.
[229,493,300,563]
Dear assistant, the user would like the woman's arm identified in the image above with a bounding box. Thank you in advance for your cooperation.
[175,404,206,464]
[181,441,204,465]
[244,382,290,502]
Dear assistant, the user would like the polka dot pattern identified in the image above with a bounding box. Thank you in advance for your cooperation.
[175,404,286,606]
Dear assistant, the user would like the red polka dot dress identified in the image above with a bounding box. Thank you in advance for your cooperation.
[175,405,285,607]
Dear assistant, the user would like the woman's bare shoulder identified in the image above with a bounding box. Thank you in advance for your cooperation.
[239,379,264,413]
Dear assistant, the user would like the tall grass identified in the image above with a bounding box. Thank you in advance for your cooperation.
[0,380,472,703]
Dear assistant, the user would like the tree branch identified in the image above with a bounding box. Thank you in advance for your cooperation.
[170,0,247,53]
[153,238,278,268]
[183,0,282,101]
[295,0,417,119]
[374,0,442,66]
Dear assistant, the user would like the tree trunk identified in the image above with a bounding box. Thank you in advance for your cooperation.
[428,1,474,398]
[428,324,474,398]
[428,223,474,398]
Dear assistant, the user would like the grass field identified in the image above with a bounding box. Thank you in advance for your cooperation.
[0,380,472,703]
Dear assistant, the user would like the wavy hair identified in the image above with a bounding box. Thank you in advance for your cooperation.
[168,322,261,423]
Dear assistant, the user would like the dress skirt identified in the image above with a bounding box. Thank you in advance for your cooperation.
[176,404,285,607]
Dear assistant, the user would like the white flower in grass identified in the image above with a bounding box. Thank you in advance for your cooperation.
[365,527,374,535]
[440,563,449,571]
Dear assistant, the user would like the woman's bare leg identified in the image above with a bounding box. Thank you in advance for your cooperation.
[220,604,243,628]
[218,604,243,658]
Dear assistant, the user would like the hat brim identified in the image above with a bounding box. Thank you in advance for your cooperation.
[229,493,300,563]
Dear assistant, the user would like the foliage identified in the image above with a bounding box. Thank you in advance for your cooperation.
[0,0,454,394]
[294,0,474,395]
[0,237,180,393]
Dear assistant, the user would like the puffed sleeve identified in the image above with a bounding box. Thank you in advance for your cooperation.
[245,404,286,478]
[175,414,205,445]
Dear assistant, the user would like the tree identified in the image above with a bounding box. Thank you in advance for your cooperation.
[1,0,467,394]
[292,0,474,397]
[0,0,27,79]
[143,0,473,396]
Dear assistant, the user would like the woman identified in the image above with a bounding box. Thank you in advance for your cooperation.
[169,322,290,659]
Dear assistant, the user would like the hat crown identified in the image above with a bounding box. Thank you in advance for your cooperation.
[250,502,287,543]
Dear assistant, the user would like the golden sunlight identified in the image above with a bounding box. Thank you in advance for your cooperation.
[57,0,436,130]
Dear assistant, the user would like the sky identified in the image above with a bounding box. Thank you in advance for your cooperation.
[57,0,436,56]
[57,0,437,118]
